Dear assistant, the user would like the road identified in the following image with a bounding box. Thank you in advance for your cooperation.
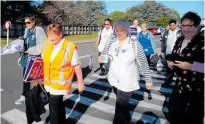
[1,35,176,124]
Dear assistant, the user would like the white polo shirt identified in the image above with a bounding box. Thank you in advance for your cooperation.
[166,29,177,55]
[107,37,140,92]
[98,27,113,52]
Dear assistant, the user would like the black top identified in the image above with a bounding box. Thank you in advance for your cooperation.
[169,32,204,94]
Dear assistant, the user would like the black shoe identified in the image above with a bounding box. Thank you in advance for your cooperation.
[35,117,41,122]
[99,70,105,76]
[103,71,107,75]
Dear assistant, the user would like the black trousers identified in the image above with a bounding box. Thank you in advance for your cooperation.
[146,55,151,66]
[165,66,173,84]
[165,54,173,84]
[49,94,66,124]
[168,86,204,124]
[112,87,133,124]
[98,52,106,72]
[22,67,31,96]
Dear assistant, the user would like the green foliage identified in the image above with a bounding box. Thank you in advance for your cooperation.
[157,17,170,27]
[1,1,46,23]
[125,1,180,27]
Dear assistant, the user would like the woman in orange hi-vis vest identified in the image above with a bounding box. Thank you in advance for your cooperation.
[28,23,85,124]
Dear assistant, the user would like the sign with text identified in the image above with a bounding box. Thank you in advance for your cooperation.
[23,56,44,82]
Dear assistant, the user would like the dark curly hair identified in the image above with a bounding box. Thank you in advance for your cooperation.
[181,11,201,27]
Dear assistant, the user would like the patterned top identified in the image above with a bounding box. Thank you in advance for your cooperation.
[168,32,204,94]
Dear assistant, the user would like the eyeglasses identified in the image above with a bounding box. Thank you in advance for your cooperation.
[104,24,110,25]
[25,22,31,24]
[181,24,193,29]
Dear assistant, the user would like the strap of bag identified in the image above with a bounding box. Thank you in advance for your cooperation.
[39,82,47,93]
[32,82,46,93]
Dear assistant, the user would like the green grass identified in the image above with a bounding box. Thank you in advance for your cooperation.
[1,32,98,47]
[1,38,13,47]
[66,32,98,43]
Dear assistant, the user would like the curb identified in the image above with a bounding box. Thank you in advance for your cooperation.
[74,40,96,44]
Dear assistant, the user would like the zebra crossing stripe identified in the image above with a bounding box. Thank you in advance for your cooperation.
[84,78,167,101]
[57,93,167,124]
[44,105,113,124]
[1,108,45,124]
[86,76,173,94]
[71,83,168,113]
[91,73,175,85]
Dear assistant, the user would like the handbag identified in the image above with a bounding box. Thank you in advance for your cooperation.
[150,54,159,66]
[38,83,49,105]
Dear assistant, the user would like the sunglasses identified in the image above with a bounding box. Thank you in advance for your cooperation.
[104,24,110,25]
[25,22,31,24]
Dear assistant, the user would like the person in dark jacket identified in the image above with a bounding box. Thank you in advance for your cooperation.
[25,83,47,124]
[167,11,204,124]
[160,19,183,85]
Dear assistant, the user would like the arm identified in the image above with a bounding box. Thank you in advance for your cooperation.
[137,33,140,41]
[25,41,44,55]
[137,41,152,84]
[191,62,204,73]
[75,65,84,84]
[94,30,102,48]
[71,49,85,92]
[149,32,156,52]
[94,36,100,48]
[160,31,166,54]
[26,27,47,55]
[36,27,47,45]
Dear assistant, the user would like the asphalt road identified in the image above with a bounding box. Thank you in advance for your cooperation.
[1,35,174,124]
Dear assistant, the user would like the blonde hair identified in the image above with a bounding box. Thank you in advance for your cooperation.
[25,16,35,22]
[141,23,147,27]
[46,23,63,35]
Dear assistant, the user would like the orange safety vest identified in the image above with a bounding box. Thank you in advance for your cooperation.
[41,38,76,95]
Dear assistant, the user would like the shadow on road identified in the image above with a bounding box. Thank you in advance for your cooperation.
[64,78,112,124]
[73,66,92,82]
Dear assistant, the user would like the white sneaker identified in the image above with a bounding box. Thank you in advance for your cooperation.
[15,95,25,105]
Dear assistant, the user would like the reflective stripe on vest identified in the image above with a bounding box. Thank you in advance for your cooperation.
[42,39,75,89]
[44,77,71,84]
[59,42,73,82]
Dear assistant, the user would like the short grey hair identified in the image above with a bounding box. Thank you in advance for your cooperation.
[113,19,130,34]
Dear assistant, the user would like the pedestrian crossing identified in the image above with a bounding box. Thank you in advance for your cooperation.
[1,66,174,124]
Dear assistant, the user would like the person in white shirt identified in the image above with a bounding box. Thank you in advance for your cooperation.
[99,19,152,124]
[94,19,114,75]
[160,19,182,85]
[129,19,142,39]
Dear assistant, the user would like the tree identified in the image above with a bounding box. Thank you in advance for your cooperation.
[157,17,170,27]
[125,0,180,27]
[78,1,107,25]
[97,15,109,26]
[41,1,106,25]
[109,11,130,23]
[1,1,45,23]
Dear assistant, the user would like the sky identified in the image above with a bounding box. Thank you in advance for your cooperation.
[104,0,204,19]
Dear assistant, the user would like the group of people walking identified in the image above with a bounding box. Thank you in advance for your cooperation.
[14,11,204,124]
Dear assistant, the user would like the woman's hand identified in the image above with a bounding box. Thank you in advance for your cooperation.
[167,61,174,69]
[98,56,102,63]
[77,81,85,93]
[145,82,152,90]
[173,61,192,70]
